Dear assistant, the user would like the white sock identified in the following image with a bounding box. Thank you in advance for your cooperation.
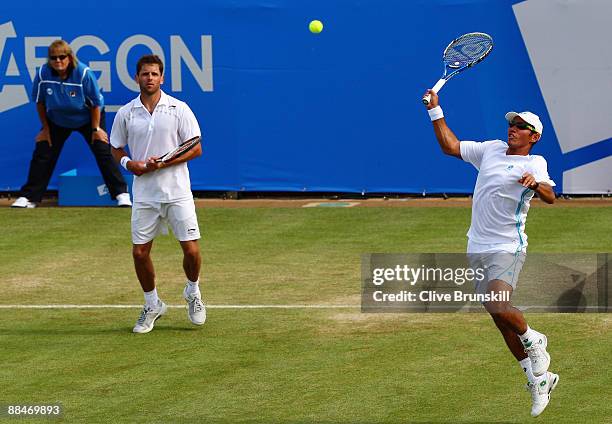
[185,279,200,295]
[519,358,536,384]
[519,326,538,344]
[144,288,159,308]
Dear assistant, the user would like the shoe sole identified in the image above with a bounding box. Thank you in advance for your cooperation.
[548,373,559,394]
[189,316,206,325]
[133,303,168,334]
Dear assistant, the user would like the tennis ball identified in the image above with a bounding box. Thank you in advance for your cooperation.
[309,20,323,34]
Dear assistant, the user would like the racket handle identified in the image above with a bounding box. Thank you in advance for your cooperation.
[422,79,447,105]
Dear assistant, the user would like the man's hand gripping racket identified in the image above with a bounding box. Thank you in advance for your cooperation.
[153,136,201,164]
[423,32,493,105]
[139,136,201,173]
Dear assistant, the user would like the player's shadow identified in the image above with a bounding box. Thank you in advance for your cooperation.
[555,274,587,312]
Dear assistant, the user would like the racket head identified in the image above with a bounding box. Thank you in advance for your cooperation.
[443,32,493,74]
[155,137,201,163]
[422,32,493,105]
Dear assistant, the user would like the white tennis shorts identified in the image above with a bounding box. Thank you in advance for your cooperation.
[131,199,200,244]
[467,240,526,293]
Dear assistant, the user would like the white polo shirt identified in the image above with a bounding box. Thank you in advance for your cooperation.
[460,140,555,251]
[111,91,201,202]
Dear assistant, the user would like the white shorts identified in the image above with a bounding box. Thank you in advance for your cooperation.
[467,240,526,293]
[131,199,200,244]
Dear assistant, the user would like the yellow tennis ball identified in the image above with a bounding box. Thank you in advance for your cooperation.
[309,20,323,34]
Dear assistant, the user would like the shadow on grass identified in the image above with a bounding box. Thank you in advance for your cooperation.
[216,421,516,424]
[0,325,203,336]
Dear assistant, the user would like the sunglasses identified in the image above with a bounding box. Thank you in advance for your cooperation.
[508,121,536,132]
[49,54,68,61]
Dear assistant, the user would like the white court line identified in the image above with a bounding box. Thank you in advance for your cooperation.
[0,305,601,310]
[302,202,360,208]
[0,304,359,310]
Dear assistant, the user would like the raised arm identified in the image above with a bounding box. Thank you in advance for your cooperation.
[423,90,461,159]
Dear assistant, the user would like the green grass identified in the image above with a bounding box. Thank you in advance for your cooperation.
[0,206,610,423]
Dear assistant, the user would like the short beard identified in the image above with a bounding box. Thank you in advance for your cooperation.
[140,85,159,96]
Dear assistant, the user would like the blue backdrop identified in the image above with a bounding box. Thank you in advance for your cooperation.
[2,0,605,194]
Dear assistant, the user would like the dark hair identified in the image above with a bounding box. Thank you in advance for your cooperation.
[136,54,164,75]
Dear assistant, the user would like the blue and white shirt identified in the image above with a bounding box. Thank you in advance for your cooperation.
[460,139,556,252]
[32,62,104,128]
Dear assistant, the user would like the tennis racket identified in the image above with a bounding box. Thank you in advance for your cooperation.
[154,137,201,163]
[422,32,493,105]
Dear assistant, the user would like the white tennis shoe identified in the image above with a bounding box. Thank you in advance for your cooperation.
[183,284,206,325]
[11,197,36,208]
[526,371,559,417]
[116,193,132,207]
[133,300,167,334]
[523,333,550,376]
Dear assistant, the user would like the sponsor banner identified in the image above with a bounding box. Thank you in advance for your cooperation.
[1,1,610,193]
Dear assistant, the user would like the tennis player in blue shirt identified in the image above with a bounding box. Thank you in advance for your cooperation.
[12,40,130,208]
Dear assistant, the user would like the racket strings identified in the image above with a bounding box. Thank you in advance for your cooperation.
[158,138,200,162]
[444,34,492,67]
[173,142,195,156]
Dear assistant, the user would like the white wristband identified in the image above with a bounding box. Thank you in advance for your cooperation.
[428,106,444,121]
[120,156,131,170]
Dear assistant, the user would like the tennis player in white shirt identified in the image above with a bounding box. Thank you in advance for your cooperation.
[423,89,558,418]
[111,55,206,334]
